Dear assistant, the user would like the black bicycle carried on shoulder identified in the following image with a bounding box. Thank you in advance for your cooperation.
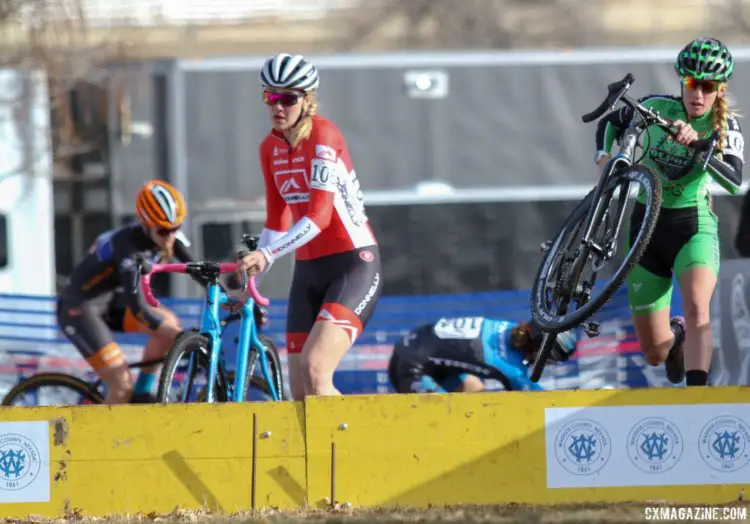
[528,73,725,383]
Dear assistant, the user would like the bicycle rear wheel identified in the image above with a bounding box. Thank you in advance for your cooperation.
[157,332,227,403]
[531,164,661,332]
[1,373,103,406]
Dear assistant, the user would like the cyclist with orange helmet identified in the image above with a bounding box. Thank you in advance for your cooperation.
[56,180,192,404]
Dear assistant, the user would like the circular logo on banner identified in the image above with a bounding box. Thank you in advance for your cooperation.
[0,433,42,491]
[359,250,374,262]
[627,417,683,474]
[699,415,750,472]
[554,419,612,475]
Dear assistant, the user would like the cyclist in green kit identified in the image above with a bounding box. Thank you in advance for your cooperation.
[593,37,744,387]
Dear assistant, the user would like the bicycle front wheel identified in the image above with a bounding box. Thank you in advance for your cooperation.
[243,335,286,401]
[531,164,661,332]
[157,332,227,403]
[1,373,103,406]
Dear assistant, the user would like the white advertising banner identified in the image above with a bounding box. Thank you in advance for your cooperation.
[545,403,750,488]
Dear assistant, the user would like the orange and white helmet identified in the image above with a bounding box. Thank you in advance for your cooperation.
[135,180,187,229]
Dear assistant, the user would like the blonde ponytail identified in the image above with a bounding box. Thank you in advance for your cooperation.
[288,95,319,148]
[712,96,729,159]
[712,92,741,160]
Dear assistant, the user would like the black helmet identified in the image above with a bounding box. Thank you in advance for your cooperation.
[675,37,734,82]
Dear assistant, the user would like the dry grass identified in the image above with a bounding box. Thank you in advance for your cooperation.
[3,502,750,524]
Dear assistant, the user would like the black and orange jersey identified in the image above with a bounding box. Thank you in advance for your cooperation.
[59,223,194,327]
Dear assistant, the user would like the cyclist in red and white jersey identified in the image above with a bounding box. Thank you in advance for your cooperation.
[237,53,383,400]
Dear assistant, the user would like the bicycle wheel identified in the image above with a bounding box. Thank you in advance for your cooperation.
[260,335,286,400]
[157,332,227,403]
[1,373,103,406]
[243,335,285,401]
[531,164,661,332]
[490,370,514,392]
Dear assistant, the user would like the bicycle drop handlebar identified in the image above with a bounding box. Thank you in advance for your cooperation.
[135,259,270,309]
[582,73,718,154]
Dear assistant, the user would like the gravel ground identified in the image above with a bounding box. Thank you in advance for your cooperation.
[4,503,749,524]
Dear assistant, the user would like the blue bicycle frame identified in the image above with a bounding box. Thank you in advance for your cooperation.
[188,281,281,402]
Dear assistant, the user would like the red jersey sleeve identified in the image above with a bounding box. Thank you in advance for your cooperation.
[260,141,292,232]
[306,123,342,229]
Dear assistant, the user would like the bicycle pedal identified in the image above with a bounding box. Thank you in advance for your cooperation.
[583,320,601,338]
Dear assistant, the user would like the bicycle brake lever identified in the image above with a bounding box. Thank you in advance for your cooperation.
[239,270,249,293]
[699,137,719,171]
[130,253,147,294]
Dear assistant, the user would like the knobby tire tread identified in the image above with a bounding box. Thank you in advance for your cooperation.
[1,373,103,406]
[157,331,225,403]
[530,164,662,332]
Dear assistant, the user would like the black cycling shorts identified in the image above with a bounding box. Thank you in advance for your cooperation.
[286,246,382,354]
[56,296,127,370]
[388,324,484,393]
[56,294,158,370]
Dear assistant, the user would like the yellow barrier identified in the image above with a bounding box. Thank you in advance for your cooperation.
[0,387,749,517]
[306,387,750,507]
[0,402,306,518]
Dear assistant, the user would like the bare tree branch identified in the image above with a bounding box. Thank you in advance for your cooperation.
[0,0,130,181]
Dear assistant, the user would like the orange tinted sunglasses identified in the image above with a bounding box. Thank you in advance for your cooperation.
[681,77,724,93]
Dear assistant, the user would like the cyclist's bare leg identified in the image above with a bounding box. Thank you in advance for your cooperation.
[125,305,182,373]
[97,363,134,404]
[678,267,716,373]
[285,354,306,401]
[123,305,181,397]
[299,320,351,396]
[86,343,133,404]
[633,309,674,365]
[457,375,485,392]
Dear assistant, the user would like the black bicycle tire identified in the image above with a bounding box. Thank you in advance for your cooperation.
[529,331,558,383]
[531,164,662,332]
[242,349,261,399]
[260,334,286,401]
[1,373,103,406]
[157,331,227,403]
[491,370,514,392]
[242,336,285,400]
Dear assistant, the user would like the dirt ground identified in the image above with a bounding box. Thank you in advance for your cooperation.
[5,503,750,524]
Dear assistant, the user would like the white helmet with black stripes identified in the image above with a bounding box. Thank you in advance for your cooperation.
[260,53,320,92]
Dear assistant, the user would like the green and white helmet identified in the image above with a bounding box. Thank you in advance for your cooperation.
[675,37,734,82]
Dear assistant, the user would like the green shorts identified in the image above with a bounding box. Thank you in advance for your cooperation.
[626,203,719,315]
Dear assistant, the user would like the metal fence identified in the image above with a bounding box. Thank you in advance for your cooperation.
[0,279,683,405]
